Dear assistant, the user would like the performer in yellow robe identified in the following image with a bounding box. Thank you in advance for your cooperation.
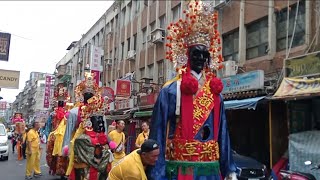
[108,139,160,180]
[108,120,126,167]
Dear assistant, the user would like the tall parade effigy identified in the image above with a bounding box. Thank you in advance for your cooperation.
[12,112,26,160]
[61,72,114,180]
[148,0,237,179]
[45,84,71,177]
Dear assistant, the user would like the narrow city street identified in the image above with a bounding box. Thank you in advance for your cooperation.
[0,143,60,180]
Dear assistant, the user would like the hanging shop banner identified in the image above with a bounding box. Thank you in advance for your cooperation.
[274,77,320,98]
[0,101,7,110]
[139,93,158,106]
[90,45,102,71]
[43,75,52,108]
[0,69,20,89]
[221,70,264,94]
[285,51,320,78]
[0,32,11,61]
[115,79,131,97]
[91,70,100,86]
[114,98,134,111]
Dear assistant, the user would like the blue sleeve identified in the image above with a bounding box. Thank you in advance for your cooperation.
[44,113,53,137]
[62,108,78,152]
[218,95,237,177]
[148,83,179,180]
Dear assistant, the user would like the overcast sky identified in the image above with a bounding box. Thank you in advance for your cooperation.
[0,1,114,103]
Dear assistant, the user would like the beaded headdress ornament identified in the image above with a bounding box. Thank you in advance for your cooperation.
[52,84,69,104]
[75,72,100,103]
[165,0,223,72]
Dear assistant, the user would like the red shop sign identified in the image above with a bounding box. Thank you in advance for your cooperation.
[115,79,131,97]
[139,93,158,106]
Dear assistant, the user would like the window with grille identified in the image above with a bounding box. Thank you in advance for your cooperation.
[246,17,268,60]
[276,0,305,51]
[222,30,239,62]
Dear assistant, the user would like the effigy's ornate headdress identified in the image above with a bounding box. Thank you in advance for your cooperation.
[75,72,100,103]
[80,93,105,130]
[165,0,223,72]
[52,84,70,106]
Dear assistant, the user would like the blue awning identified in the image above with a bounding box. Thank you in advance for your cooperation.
[224,96,266,110]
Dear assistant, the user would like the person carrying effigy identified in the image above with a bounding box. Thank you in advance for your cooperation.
[45,84,71,177]
[147,1,237,180]
[62,72,115,180]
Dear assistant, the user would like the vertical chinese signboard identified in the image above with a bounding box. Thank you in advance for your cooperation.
[0,32,11,62]
[0,101,7,110]
[43,75,51,108]
[90,45,102,86]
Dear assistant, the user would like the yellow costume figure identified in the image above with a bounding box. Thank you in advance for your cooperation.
[52,117,67,156]
[65,122,85,176]
[135,130,149,148]
[26,128,41,177]
[109,129,126,166]
[108,149,147,180]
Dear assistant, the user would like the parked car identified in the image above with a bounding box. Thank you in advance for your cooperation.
[232,150,269,180]
[0,124,9,160]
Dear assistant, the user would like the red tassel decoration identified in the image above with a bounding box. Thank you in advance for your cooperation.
[210,77,223,95]
[180,72,198,95]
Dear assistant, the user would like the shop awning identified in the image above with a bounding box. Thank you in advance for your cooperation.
[105,113,132,121]
[273,77,320,99]
[224,96,266,110]
[133,111,153,118]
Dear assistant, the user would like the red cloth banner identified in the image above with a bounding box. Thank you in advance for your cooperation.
[91,70,100,86]
[43,75,51,108]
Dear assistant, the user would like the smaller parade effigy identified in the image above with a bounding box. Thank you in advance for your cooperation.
[62,72,115,180]
[12,112,26,160]
[45,84,71,177]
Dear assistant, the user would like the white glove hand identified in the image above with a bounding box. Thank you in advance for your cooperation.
[224,172,237,180]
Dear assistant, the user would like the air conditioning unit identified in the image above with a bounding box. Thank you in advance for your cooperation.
[152,28,165,44]
[214,0,230,9]
[127,50,136,61]
[78,58,83,64]
[107,28,113,35]
[106,59,112,66]
[146,35,152,42]
[217,60,238,78]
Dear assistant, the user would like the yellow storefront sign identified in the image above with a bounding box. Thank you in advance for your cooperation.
[0,69,20,89]
[274,77,320,98]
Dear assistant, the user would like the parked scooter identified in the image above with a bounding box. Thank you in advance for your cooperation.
[279,161,319,180]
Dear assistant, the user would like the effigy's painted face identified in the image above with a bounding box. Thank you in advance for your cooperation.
[58,87,65,96]
[90,115,105,133]
[189,45,210,74]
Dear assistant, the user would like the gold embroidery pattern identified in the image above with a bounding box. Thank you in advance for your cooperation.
[166,139,220,162]
[192,80,215,134]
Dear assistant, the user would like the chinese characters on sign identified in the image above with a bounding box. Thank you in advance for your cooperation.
[90,45,102,71]
[115,79,131,97]
[285,51,320,78]
[90,45,102,86]
[0,32,11,61]
[221,70,264,94]
[0,101,7,110]
[43,76,51,108]
[114,99,133,110]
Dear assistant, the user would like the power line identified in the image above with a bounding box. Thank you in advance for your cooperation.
[0,29,32,40]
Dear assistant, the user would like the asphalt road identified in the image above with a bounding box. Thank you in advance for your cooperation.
[0,143,62,180]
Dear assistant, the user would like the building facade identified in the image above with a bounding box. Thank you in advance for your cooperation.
[53,0,320,163]
[12,72,54,124]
